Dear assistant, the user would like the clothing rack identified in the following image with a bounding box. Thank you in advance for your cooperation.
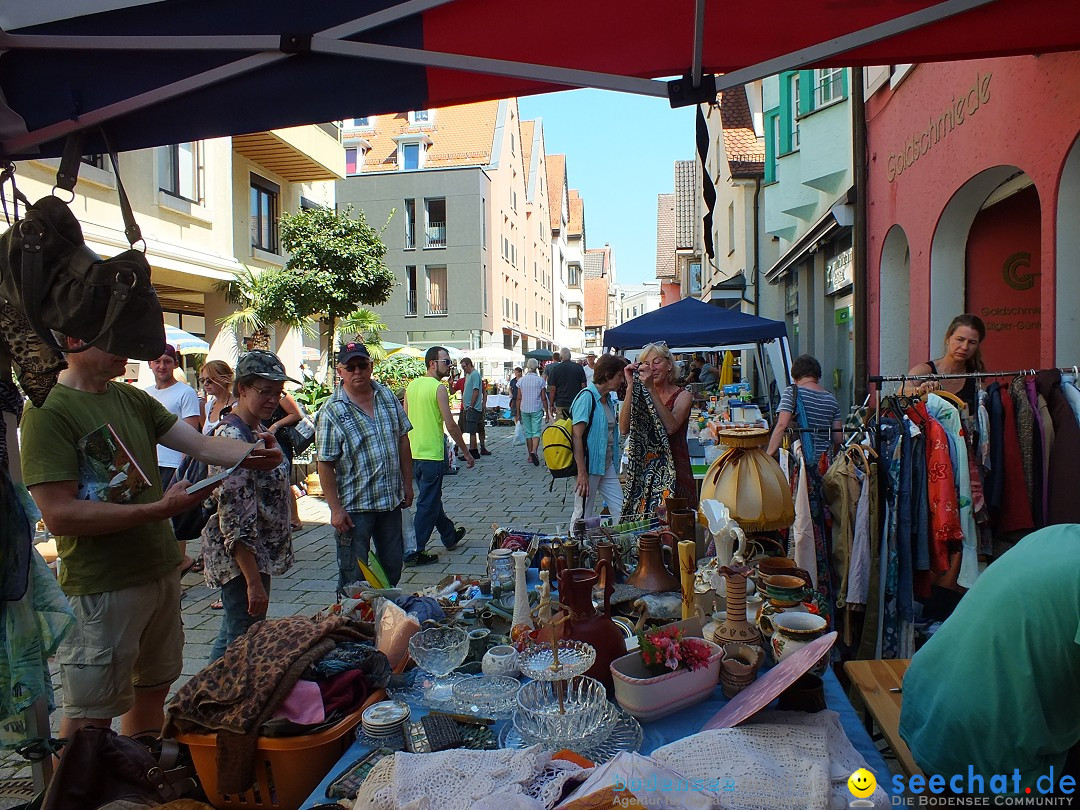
[869,367,1080,384]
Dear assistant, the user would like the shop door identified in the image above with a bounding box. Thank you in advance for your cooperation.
[965,184,1041,371]
[833,305,854,416]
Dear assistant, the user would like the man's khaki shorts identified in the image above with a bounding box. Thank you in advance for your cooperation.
[56,572,184,719]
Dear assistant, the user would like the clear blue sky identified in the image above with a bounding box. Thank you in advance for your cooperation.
[519,89,695,286]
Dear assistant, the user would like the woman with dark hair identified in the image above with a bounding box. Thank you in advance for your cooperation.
[766,354,842,461]
[570,354,627,528]
[905,314,987,413]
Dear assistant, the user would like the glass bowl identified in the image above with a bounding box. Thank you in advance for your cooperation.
[514,675,608,741]
[407,625,470,702]
[516,640,596,681]
[451,675,521,717]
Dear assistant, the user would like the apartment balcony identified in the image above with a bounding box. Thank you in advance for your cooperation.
[568,317,582,328]
[428,300,448,316]
[425,222,447,248]
[232,124,345,182]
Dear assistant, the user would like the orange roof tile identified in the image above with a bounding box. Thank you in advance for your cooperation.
[547,154,566,231]
[719,88,765,179]
[655,192,676,279]
[568,189,584,237]
[350,100,500,173]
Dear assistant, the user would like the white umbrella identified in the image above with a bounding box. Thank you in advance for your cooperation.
[466,346,522,363]
[165,325,209,355]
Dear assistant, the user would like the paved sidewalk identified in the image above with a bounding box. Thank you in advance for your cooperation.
[0,422,582,791]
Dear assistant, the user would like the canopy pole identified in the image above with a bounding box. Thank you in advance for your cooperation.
[313,40,669,97]
[700,0,999,100]
[690,0,706,88]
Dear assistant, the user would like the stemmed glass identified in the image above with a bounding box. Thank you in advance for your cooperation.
[407,626,470,702]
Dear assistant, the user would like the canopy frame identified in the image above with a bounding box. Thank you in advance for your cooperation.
[0,0,1002,156]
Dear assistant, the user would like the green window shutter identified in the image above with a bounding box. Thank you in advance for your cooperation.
[841,68,849,100]
[764,109,780,183]
[778,72,794,153]
[799,70,815,115]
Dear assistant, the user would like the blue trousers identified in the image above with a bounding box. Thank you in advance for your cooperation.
[210,572,271,662]
[413,459,457,553]
[336,508,404,593]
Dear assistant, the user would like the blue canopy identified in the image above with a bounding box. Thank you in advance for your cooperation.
[603,297,786,350]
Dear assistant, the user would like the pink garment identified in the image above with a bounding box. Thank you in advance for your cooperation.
[273,678,325,725]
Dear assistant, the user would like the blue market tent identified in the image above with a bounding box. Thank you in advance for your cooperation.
[603,297,786,350]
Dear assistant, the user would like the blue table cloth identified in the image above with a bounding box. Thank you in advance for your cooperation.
[300,666,894,808]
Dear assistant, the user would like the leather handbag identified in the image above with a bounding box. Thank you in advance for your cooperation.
[40,727,196,810]
[0,132,166,361]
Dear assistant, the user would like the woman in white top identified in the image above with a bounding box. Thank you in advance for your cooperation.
[199,360,235,435]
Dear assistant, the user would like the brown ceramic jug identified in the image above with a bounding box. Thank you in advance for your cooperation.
[557,558,626,694]
[625,530,682,592]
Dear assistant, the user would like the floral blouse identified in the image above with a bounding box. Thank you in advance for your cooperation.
[201,414,294,588]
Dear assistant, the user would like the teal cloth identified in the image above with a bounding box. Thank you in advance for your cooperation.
[570,384,621,476]
[899,525,1080,789]
[462,369,482,412]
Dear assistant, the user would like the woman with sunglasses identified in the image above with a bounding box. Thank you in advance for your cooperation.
[201,350,296,660]
[619,341,697,513]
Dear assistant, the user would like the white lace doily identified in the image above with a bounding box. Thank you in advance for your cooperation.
[352,744,588,810]
[650,710,890,810]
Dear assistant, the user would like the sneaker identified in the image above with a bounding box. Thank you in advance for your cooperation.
[444,527,467,552]
[480,448,492,456]
[405,551,440,566]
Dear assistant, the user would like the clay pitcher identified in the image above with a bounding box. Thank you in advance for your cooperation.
[625,531,681,593]
[557,559,626,694]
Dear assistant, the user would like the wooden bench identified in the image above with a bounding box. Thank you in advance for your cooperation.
[844,658,924,778]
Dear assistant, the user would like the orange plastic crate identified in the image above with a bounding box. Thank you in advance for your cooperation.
[176,689,384,810]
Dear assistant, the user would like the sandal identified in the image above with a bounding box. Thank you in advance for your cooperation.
[210,599,223,610]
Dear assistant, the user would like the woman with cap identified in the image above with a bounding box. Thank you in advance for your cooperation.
[201,349,296,660]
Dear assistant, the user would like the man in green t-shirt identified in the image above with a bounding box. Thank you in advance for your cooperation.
[403,346,474,565]
[20,336,284,742]
[899,524,1080,792]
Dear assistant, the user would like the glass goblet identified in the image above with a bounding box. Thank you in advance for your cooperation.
[407,625,470,703]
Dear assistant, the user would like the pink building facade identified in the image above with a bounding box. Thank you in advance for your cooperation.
[866,53,1080,378]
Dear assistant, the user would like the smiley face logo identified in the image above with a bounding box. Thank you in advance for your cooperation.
[848,768,876,797]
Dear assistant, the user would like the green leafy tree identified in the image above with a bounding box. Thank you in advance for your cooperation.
[374,354,427,398]
[337,308,389,361]
[280,205,394,381]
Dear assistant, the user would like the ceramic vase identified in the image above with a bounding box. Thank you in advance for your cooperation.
[510,550,533,640]
[719,642,764,698]
[759,611,829,674]
[481,644,520,678]
[711,565,763,649]
[558,559,626,694]
[609,639,723,722]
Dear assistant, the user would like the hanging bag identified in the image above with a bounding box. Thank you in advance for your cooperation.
[0,131,166,360]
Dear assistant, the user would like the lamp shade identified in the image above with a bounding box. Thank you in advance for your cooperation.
[699,428,794,533]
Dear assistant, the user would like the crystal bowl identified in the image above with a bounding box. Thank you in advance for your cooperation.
[514,675,608,741]
[516,640,596,681]
[451,675,521,717]
[407,625,470,702]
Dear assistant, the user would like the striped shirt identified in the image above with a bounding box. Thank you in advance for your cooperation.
[517,372,546,413]
[779,385,841,459]
[316,382,411,512]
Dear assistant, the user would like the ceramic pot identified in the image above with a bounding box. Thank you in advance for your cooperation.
[759,611,829,672]
[711,565,762,649]
[481,644,520,678]
[719,642,764,698]
[558,559,627,693]
[609,639,723,722]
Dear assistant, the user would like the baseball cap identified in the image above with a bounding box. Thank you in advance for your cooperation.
[337,341,372,365]
[151,344,177,362]
[236,349,299,383]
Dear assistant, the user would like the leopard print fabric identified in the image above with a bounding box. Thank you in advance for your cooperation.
[0,298,64,408]
[621,378,676,520]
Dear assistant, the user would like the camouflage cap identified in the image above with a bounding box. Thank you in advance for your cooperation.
[236,349,300,383]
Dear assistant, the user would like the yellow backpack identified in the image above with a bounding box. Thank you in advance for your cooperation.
[541,418,577,480]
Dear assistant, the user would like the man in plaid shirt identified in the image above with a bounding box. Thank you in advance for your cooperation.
[317,342,413,592]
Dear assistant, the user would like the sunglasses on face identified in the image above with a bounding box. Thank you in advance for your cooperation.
[343,360,370,372]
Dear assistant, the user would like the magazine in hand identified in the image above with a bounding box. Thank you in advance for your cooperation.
[186,440,263,495]
[77,424,152,504]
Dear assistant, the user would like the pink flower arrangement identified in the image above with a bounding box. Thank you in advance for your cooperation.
[637,626,712,673]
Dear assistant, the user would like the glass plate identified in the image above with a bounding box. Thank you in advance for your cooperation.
[499,703,643,764]
[387,668,470,710]
[451,675,521,718]
[516,640,596,681]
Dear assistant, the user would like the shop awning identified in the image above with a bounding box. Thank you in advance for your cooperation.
[2,0,1079,159]
[603,296,786,350]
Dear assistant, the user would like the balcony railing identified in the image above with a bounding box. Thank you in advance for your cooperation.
[426,222,446,248]
[406,293,417,316]
[428,300,448,316]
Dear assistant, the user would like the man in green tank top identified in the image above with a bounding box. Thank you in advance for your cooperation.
[403,347,474,565]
